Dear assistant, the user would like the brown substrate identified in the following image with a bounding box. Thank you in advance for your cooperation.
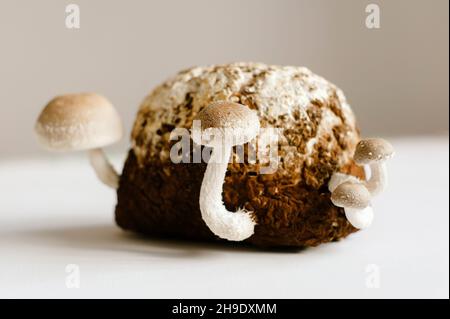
[115,150,365,248]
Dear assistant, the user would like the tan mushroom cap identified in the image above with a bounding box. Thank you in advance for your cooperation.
[193,101,260,147]
[354,138,394,165]
[35,93,123,151]
[331,181,371,209]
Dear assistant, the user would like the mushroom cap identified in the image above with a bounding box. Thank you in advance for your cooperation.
[345,206,374,229]
[192,101,260,147]
[353,138,394,165]
[35,93,123,151]
[328,172,362,192]
[331,181,371,209]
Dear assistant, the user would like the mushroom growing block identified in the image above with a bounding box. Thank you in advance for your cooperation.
[115,63,366,247]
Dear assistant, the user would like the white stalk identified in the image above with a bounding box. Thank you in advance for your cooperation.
[88,148,120,189]
[199,144,255,241]
[364,162,387,197]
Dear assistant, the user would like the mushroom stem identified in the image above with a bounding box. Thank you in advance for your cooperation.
[199,144,255,241]
[88,148,120,189]
[364,162,387,197]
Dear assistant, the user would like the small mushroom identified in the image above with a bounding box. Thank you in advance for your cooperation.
[331,181,371,210]
[192,101,260,241]
[330,181,373,229]
[35,93,124,189]
[354,138,394,197]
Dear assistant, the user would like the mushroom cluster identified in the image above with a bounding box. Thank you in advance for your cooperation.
[34,63,395,247]
[328,138,394,229]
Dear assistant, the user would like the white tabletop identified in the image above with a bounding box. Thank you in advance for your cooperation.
[0,136,448,298]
